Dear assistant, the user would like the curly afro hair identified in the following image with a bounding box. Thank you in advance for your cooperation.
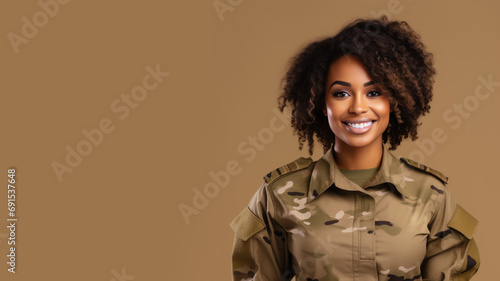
[278,16,436,155]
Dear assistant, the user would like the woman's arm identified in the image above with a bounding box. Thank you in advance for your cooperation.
[422,186,480,280]
[231,183,294,281]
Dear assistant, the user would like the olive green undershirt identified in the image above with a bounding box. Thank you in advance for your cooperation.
[339,167,380,188]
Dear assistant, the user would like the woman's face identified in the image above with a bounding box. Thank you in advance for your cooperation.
[324,55,391,150]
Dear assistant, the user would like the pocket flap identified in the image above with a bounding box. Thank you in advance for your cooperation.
[230,207,266,241]
[448,204,478,239]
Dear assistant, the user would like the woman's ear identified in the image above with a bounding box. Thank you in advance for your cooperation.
[323,107,327,116]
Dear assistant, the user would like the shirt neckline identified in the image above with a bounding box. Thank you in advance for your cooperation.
[307,144,408,202]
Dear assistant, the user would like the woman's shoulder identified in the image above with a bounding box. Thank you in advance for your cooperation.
[398,156,452,202]
[399,157,449,185]
[262,156,316,194]
[264,157,314,183]
[243,157,316,219]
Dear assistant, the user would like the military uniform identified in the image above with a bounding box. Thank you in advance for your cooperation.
[231,145,479,281]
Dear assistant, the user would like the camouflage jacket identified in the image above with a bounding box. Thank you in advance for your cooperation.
[231,145,479,281]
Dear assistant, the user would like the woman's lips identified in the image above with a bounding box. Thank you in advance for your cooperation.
[342,121,374,134]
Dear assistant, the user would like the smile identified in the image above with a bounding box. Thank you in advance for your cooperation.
[342,121,375,134]
[346,121,372,128]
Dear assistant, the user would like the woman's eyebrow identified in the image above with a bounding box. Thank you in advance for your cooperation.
[329,80,350,88]
[329,80,375,89]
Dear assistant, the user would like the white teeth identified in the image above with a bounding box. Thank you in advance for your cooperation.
[347,121,372,129]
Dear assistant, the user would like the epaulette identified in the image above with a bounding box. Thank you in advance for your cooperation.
[400,157,448,184]
[263,157,313,184]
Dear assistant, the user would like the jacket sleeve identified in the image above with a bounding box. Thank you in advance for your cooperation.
[422,186,480,281]
[230,183,294,281]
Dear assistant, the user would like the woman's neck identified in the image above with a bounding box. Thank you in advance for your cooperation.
[333,140,383,170]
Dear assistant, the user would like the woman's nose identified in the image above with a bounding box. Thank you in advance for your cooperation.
[349,94,368,115]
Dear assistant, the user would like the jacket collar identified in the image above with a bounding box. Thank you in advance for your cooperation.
[307,144,408,202]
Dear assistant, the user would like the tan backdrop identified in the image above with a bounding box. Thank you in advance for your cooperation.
[1,0,498,280]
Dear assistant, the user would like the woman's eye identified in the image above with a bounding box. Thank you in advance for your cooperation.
[333,91,349,98]
[367,91,381,97]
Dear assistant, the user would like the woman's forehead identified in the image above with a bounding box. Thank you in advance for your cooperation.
[326,56,373,84]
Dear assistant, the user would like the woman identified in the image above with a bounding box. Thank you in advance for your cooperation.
[230,17,479,281]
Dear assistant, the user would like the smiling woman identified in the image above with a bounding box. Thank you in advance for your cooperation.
[323,55,391,169]
[230,16,480,281]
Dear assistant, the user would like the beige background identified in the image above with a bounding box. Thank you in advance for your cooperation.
[1,0,499,280]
